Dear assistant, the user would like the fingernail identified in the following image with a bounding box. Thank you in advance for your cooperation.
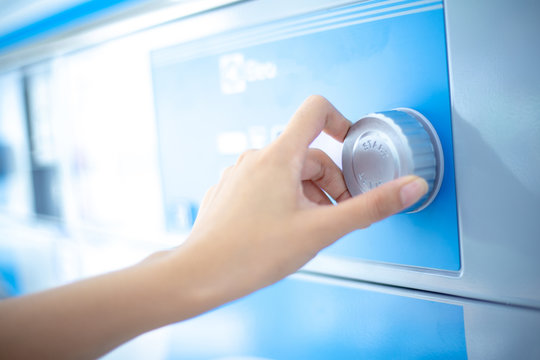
[400,177,429,209]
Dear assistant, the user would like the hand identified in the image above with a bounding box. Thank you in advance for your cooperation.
[0,96,428,360]
[173,95,428,307]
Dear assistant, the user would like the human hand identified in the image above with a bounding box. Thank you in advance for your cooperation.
[0,96,428,360]
[172,95,428,308]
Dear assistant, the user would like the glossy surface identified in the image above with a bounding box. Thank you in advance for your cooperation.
[164,276,467,359]
[342,108,443,212]
[151,0,460,270]
[443,0,540,303]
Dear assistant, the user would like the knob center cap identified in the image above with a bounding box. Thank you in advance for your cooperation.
[352,131,399,192]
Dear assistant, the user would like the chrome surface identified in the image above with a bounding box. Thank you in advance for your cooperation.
[342,108,443,212]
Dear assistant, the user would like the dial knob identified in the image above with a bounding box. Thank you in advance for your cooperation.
[342,108,443,213]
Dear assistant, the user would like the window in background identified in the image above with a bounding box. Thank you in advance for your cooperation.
[23,63,64,220]
[0,71,32,218]
[47,35,166,237]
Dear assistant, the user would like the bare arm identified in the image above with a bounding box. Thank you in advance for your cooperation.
[0,96,428,359]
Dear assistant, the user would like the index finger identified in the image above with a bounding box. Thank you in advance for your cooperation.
[277,95,351,161]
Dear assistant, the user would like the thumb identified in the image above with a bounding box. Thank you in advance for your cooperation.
[309,176,428,244]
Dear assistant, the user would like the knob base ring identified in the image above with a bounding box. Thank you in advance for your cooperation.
[395,108,444,213]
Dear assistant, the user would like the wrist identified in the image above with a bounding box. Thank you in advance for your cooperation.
[145,242,224,325]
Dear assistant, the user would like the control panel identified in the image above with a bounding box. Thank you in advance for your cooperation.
[151,0,460,270]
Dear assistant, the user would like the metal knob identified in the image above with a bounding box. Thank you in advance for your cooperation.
[342,108,444,213]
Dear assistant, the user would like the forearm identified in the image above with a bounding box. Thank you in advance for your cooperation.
[0,96,427,359]
[0,246,216,360]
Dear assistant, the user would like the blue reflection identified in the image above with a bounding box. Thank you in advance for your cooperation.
[165,276,467,359]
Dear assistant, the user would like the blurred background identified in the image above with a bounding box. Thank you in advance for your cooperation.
[0,1,244,357]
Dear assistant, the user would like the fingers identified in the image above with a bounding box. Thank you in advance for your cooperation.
[235,149,258,165]
[301,148,351,203]
[201,149,258,210]
[308,176,429,243]
[276,95,351,162]
[302,180,333,205]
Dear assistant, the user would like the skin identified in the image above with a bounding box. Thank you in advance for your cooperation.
[0,96,428,359]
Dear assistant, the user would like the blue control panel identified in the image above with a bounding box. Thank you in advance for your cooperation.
[151,0,460,270]
[164,276,467,359]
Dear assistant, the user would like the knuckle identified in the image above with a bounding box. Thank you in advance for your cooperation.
[142,250,169,264]
[305,94,330,109]
[309,147,327,160]
[308,148,335,184]
[358,222,371,230]
[221,166,234,179]
[236,149,257,164]
[204,185,216,196]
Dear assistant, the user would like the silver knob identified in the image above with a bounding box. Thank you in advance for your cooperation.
[342,108,444,213]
